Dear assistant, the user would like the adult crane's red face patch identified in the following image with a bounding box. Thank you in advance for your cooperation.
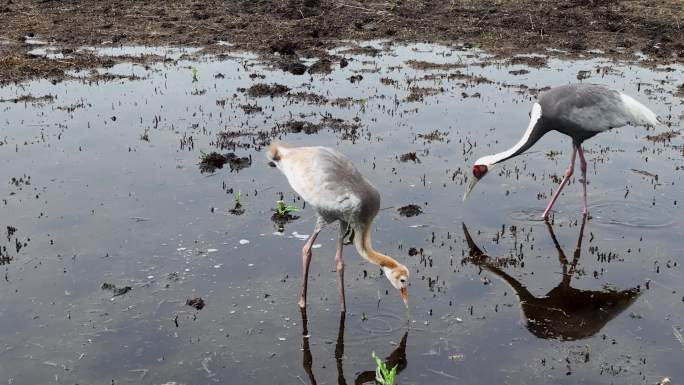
[473,164,488,179]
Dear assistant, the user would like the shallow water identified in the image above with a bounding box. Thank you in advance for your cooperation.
[0,41,682,384]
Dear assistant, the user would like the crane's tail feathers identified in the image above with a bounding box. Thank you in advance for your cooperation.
[620,93,660,127]
[266,141,289,162]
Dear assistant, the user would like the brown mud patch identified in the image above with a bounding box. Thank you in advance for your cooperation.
[198,152,252,173]
[244,83,291,98]
[0,1,682,84]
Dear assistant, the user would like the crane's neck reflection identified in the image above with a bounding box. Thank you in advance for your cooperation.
[462,217,640,341]
[299,309,408,384]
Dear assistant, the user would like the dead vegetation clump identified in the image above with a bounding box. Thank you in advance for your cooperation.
[240,104,263,114]
[418,130,449,142]
[399,152,420,163]
[398,204,423,217]
[405,60,465,70]
[405,86,444,102]
[507,56,549,68]
[645,130,680,143]
[308,58,333,74]
[288,91,329,104]
[198,151,252,173]
[0,94,55,104]
[244,83,291,97]
[279,120,322,135]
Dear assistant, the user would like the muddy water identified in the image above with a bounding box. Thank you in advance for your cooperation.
[0,42,682,384]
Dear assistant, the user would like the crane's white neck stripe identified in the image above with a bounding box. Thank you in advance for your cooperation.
[476,103,542,166]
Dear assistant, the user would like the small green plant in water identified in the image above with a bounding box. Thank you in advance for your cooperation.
[229,191,245,215]
[191,67,199,82]
[359,98,367,112]
[372,351,397,385]
[275,200,298,216]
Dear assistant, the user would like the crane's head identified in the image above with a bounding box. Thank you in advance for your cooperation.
[383,263,409,307]
[463,162,490,200]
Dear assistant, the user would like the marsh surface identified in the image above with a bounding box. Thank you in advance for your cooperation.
[0,42,682,384]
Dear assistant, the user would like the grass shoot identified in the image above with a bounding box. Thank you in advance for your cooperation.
[372,351,398,385]
[275,200,298,216]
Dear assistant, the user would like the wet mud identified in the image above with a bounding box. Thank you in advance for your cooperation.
[1,1,683,85]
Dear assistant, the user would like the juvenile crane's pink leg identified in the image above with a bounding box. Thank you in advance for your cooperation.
[542,147,577,220]
[335,223,346,313]
[299,219,323,309]
[576,145,588,216]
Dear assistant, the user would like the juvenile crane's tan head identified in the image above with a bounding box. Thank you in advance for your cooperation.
[382,263,409,307]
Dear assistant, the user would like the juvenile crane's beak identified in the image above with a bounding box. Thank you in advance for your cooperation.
[399,288,408,307]
[463,177,479,201]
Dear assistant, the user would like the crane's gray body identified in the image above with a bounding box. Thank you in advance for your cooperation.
[486,83,660,165]
[537,84,642,143]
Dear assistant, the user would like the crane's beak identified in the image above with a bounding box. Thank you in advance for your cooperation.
[399,288,408,308]
[463,177,479,201]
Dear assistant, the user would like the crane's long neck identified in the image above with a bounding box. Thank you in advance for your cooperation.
[480,263,535,303]
[353,223,398,269]
[477,103,548,165]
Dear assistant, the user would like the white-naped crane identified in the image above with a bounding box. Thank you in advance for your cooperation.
[463,83,660,219]
[267,142,409,312]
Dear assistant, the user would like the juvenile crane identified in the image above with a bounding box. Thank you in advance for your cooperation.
[463,83,660,219]
[267,142,409,312]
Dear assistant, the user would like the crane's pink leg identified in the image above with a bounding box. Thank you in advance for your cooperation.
[542,147,577,220]
[576,145,588,216]
[335,224,346,313]
[299,219,323,309]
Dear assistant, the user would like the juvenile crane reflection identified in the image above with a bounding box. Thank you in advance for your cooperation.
[299,309,408,384]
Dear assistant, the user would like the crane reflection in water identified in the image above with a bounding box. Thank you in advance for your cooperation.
[462,217,640,340]
[299,308,408,384]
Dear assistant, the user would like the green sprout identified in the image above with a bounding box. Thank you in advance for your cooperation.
[234,191,242,207]
[372,351,397,385]
[191,67,199,82]
[275,200,299,216]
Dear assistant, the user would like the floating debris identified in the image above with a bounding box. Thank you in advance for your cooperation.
[399,152,420,163]
[186,297,205,310]
[101,282,132,297]
[398,204,423,218]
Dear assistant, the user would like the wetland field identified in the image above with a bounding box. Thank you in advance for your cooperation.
[0,1,683,384]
